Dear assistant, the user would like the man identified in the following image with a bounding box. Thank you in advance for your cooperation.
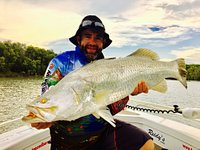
[31,15,154,150]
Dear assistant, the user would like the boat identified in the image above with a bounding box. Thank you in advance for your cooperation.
[0,100,200,150]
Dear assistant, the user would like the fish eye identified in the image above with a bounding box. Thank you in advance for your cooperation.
[41,98,48,103]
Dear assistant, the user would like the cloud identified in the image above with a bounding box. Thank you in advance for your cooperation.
[157,0,200,26]
[45,38,75,53]
[0,0,83,48]
[19,0,135,16]
[110,24,195,48]
[171,47,200,64]
[0,0,200,64]
[162,0,200,13]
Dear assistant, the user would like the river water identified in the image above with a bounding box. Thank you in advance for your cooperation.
[0,77,200,134]
[130,80,200,108]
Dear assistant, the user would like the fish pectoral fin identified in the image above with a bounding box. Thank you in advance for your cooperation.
[128,48,159,60]
[151,79,167,93]
[94,90,111,104]
[96,107,116,127]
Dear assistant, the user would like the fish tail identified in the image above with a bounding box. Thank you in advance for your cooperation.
[176,58,187,88]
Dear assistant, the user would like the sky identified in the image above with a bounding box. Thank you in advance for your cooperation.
[0,0,200,64]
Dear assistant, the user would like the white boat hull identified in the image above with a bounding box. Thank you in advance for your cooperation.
[0,109,200,150]
[116,109,200,150]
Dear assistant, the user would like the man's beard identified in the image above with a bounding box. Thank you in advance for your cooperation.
[80,45,102,62]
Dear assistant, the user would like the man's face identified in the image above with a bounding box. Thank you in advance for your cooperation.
[77,29,104,61]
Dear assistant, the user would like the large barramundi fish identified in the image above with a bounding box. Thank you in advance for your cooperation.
[22,48,187,127]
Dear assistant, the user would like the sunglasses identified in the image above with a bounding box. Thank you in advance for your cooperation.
[81,20,104,28]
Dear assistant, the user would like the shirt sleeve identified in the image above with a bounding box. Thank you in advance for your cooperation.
[108,96,129,115]
[41,58,63,95]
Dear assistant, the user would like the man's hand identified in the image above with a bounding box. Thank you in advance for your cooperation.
[31,122,52,129]
[131,81,148,96]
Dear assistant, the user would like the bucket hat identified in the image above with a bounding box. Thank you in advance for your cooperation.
[69,15,112,49]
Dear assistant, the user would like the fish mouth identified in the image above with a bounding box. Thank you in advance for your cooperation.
[22,111,47,123]
[22,111,46,122]
[22,105,57,123]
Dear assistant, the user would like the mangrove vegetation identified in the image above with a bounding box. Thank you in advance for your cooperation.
[0,41,57,77]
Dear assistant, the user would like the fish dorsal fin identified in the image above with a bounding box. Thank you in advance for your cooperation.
[104,57,116,60]
[151,79,167,93]
[95,107,116,127]
[128,48,160,60]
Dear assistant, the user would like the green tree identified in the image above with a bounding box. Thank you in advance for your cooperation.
[0,41,56,76]
[25,46,56,75]
[0,56,7,72]
[186,64,200,81]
